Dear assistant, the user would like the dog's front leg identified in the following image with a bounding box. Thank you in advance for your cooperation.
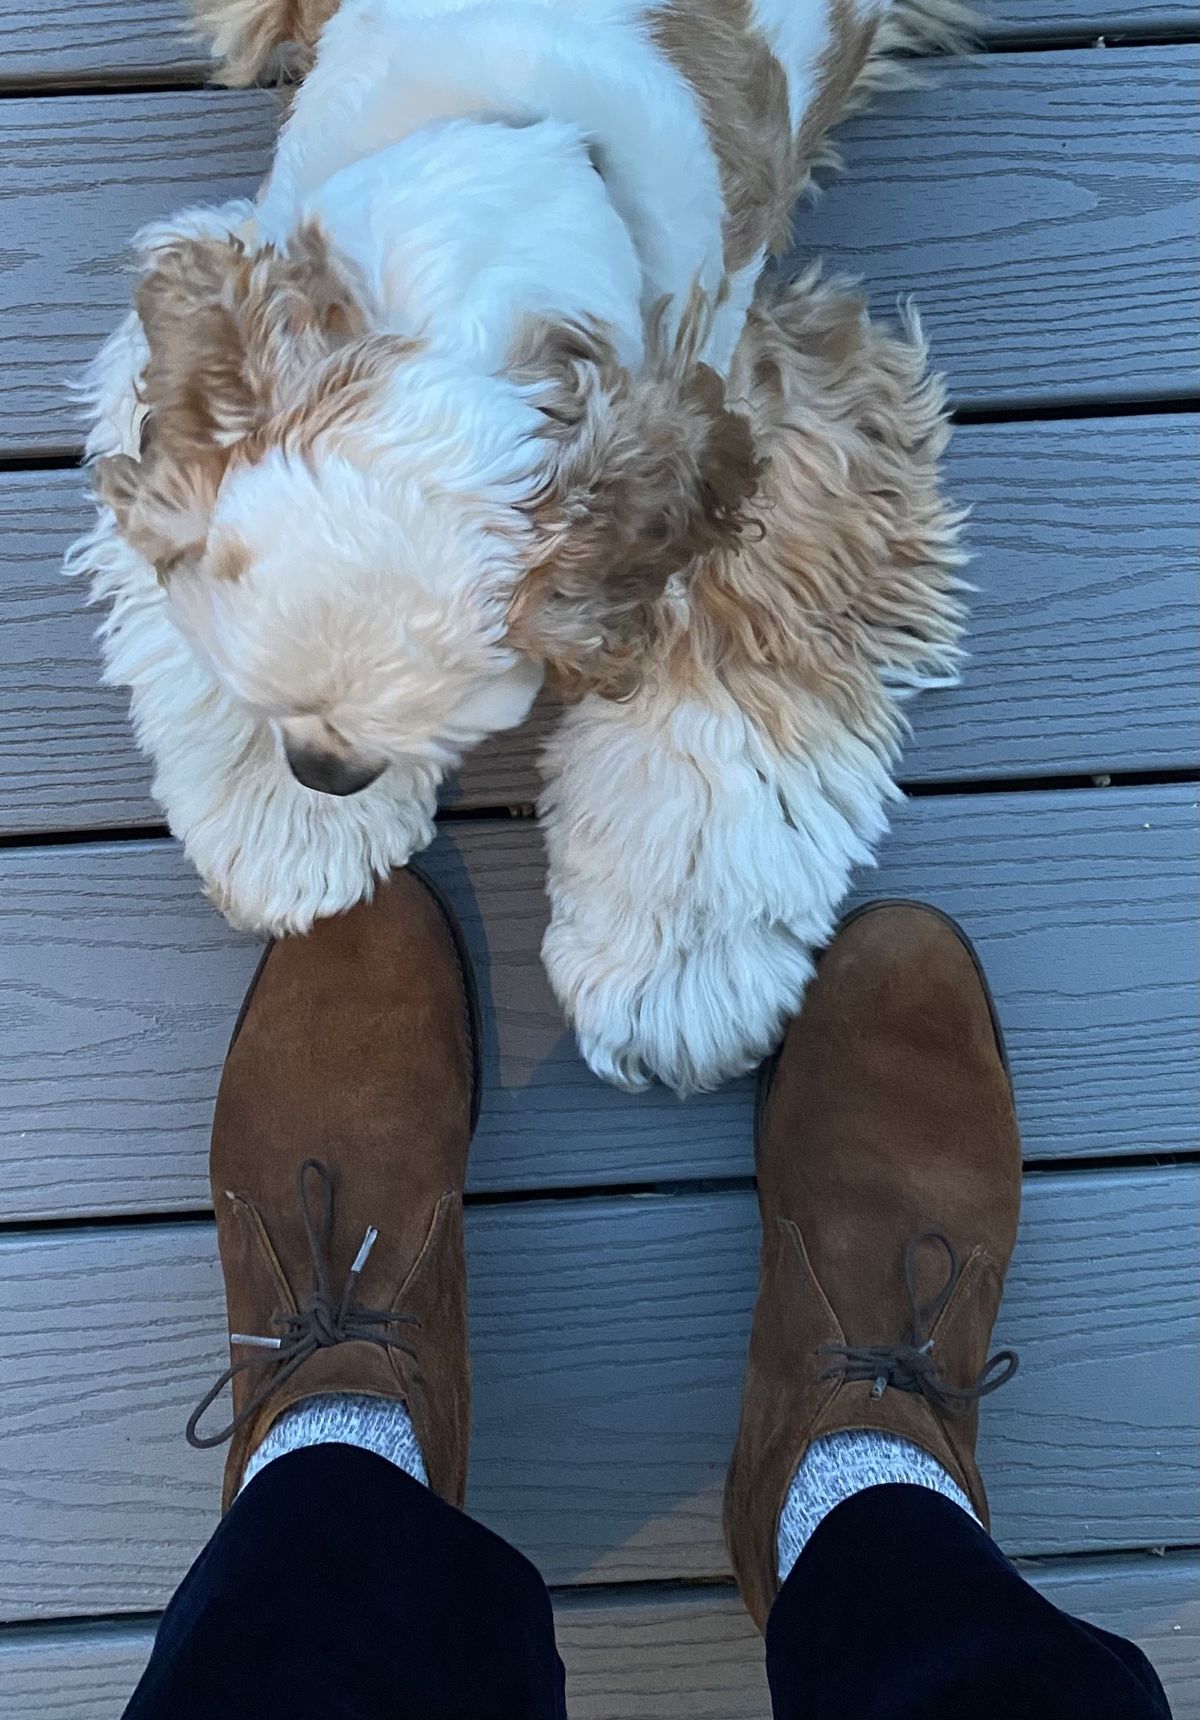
[538,276,970,1096]
[537,663,898,1096]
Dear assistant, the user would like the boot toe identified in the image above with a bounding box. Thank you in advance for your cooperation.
[813,901,1008,1079]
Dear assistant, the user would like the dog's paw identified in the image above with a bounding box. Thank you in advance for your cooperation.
[539,690,897,1095]
[543,910,820,1094]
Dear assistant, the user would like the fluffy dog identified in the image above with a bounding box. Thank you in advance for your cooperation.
[70,0,967,1091]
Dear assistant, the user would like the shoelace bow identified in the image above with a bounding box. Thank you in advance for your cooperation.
[784,1223,1018,1413]
[186,1158,420,1450]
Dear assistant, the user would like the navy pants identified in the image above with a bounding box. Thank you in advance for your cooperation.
[124,1446,1171,1719]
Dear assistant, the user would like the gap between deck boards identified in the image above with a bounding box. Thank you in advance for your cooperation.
[2,764,1197,858]
[1,783,1196,1221]
[1,390,1194,470]
[0,11,1193,1716]
[1,0,1192,97]
[6,31,1198,102]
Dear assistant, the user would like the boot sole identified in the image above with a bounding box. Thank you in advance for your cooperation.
[754,898,1012,1157]
[225,865,484,1140]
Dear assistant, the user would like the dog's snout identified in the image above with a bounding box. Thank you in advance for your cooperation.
[285,743,385,797]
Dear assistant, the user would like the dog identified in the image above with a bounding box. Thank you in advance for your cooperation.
[70,0,968,1091]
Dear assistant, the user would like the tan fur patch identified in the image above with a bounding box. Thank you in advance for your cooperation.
[679,269,964,752]
[97,221,370,577]
[550,269,965,755]
[209,534,251,583]
[244,332,426,467]
[793,0,885,193]
[505,305,760,696]
[191,0,341,86]
[134,220,366,461]
[650,0,797,270]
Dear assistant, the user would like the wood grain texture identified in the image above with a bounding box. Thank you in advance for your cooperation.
[1018,1558,1200,1718]
[563,1561,1200,1719]
[1,1554,1195,1717]
[0,0,205,87]
[789,47,1200,409]
[2,0,1196,85]
[908,415,1200,781]
[4,421,1194,838]
[2,49,1197,450]
[0,471,158,832]
[0,1167,1195,1615]
[0,91,278,453]
[0,785,1195,1222]
[986,0,1200,35]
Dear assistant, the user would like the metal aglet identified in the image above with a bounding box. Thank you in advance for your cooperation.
[350,1225,379,1277]
[230,1333,283,1349]
[871,1374,888,1399]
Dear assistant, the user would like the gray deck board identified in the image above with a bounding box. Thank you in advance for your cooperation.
[3,417,1195,836]
[0,474,157,834]
[787,47,1200,409]
[0,0,203,86]
[0,90,279,455]
[2,50,1196,451]
[912,415,1200,781]
[6,413,1196,832]
[0,785,1194,1223]
[990,0,1200,30]
[1,1553,1195,1718]
[0,1167,1195,1615]
[2,0,1196,86]
[564,1562,1200,1719]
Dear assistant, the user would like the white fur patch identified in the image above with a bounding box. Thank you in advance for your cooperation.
[538,676,900,1094]
[260,0,736,366]
[68,505,439,935]
[294,120,646,370]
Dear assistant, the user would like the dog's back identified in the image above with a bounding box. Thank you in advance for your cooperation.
[209,0,950,381]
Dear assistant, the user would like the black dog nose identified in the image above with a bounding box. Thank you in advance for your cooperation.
[285,743,385,797]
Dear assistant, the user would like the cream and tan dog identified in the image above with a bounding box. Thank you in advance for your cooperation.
[70,0,968,1092]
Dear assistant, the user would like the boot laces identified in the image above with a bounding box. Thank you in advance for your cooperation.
[186,1159,420,1449]
[783,1223,1019,1413]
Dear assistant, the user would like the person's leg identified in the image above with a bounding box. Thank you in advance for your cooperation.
[123,870,565,1720]
[724,901,1170,1719]
[766,1485,1168,1719]
[125,1445,565,1720]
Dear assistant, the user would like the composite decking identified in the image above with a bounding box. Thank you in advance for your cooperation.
[0,3,1197,1714]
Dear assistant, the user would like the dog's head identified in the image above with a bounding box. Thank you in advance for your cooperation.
[97,224,757,794]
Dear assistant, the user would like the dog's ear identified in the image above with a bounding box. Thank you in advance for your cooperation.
[95,223,366,580]
[505,313,759,696]
[94,440,226,580]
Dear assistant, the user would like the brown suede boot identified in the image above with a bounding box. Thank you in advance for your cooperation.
[724,901,1021,1631]
[187,868,480,1512]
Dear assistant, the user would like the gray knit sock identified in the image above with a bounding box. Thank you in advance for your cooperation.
[776,1429,978,1582]
[241,1394,428,1493]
